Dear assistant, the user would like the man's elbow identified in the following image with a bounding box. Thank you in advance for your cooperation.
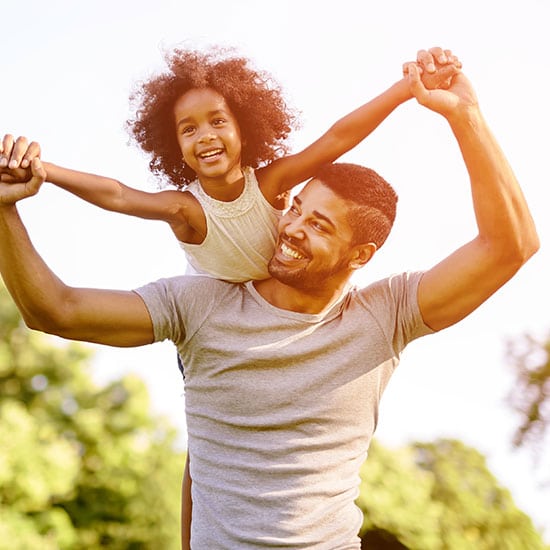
[505,229,540,272]
[23,308,72,338]
[518,228,540,264]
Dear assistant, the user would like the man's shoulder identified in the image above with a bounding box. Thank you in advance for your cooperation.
[136,275,242,303]
[352,271,425,305]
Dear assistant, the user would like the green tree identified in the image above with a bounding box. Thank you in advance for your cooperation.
[357,439,547,549]
[506,333,550,455]
[0,284,184,548]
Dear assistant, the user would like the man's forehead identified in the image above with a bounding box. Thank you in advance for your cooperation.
[295,179,351,225]
[297,178,340,209]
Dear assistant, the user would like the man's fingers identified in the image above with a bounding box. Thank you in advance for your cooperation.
[0,134,15,168]
[8,136,29,169]
[422,64,459,90]
[428,46,448,66]
[21,141,41,169]
[0,158,45,205]
[444,50,463,69]
[0,135,40,170]
[26,158,46,196]
[417,49,436,73]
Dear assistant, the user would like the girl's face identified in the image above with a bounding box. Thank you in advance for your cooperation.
[173,88,243,183]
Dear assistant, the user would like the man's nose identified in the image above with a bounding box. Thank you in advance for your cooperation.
[282,216,306,239]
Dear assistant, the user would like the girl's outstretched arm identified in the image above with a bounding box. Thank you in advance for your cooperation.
[258,47,460,204]
[0,135,201,243]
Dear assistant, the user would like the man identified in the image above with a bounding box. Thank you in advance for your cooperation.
[0,55,539,548]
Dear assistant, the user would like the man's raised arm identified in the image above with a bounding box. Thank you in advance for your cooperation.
[406,58,539,331]
[0,158,155,347]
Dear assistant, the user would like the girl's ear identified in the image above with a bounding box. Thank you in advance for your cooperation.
[348,242,377,270]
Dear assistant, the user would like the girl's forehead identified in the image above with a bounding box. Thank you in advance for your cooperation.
[173,88,230,115]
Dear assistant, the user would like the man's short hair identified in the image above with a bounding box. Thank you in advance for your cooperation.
[314,163,398,248]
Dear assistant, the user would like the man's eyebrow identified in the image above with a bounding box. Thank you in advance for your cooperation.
[294,196,337,230]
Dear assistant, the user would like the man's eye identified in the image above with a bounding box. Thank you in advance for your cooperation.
[312,221,325,231]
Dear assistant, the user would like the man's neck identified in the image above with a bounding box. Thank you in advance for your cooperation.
[253,277,351,315]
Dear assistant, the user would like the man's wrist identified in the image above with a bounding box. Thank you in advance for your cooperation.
[448,104,483,132]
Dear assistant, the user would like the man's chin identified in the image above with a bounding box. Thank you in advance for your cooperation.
[268,261,323,291]
[268,261,306,286]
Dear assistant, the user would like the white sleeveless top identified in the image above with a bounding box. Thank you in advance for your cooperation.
[179,167,282,282]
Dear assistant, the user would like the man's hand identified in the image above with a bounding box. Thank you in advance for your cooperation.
[0,134,41,183]
[405,60,478,120]
[0,157,45,205]
[404,47,462,91]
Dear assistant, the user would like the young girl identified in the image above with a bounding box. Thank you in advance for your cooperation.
[1,45,459,549]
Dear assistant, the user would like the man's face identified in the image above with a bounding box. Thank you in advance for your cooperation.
[268,179,357,290]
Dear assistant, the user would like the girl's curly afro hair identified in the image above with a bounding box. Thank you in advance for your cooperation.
[126,46,298,189]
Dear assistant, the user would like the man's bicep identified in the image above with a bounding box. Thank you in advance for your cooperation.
[56,288,156,347]
[417,239,517,332]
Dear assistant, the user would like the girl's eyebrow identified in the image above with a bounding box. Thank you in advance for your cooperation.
[294,196,336,230]
[176,109,230,129]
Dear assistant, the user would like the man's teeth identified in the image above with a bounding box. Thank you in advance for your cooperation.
[281,243,305,260]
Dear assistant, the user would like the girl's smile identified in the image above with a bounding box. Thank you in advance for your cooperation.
[173,88,243,197]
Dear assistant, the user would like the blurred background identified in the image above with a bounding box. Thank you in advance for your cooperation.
[1,0,549,547]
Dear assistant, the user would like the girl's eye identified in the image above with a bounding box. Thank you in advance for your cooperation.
[181,126,195,136]
[212,118,226,126]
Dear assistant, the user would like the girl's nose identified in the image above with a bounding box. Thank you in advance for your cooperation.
[198,130,216,143]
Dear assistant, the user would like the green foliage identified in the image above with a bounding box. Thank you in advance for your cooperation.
[357,440,443,549]
[506,333,550,453]
[357,439,548,550]
[0,285,184,548]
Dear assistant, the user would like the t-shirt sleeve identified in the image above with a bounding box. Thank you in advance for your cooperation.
[356,271,434,355]
[133,277,188,345]
[133,275,231,347]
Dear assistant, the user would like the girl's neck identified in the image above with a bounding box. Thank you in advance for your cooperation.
[198,167,245,202]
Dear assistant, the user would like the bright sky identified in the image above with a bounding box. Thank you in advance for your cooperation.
[3,0,549,539]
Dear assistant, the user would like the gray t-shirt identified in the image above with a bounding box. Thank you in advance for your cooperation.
[135,271,432,549]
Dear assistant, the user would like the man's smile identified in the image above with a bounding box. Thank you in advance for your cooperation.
[280,241,307,260]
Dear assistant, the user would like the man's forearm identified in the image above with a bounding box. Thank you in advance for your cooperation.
[449,106,539,261]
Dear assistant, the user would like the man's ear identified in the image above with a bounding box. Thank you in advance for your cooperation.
[349,242,377,270]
